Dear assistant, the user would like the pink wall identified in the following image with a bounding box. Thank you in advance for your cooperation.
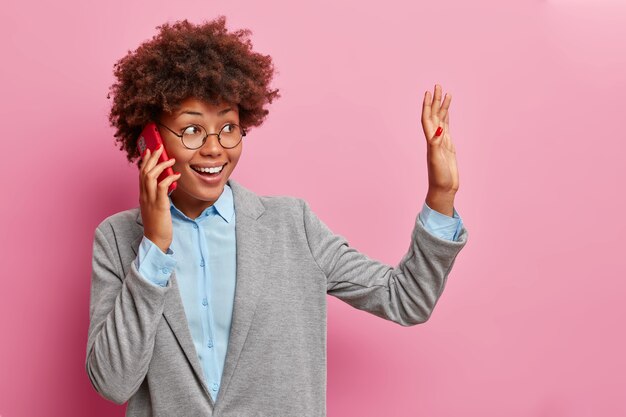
[1,0,625,416]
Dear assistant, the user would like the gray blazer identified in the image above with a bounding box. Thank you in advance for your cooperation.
[85,178,468,417]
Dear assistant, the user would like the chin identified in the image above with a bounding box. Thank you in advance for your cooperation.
[194,186,225,200]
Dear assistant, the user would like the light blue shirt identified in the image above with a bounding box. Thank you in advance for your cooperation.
[135,184,236,402]
[135,184,463,402]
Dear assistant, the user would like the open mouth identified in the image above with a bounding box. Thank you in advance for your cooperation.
[191,164,226,177]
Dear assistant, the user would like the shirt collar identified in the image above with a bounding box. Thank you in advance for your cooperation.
[169,183,235,223]
[212,183,235,222]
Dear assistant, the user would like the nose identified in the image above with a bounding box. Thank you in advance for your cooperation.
[198,133,223,157]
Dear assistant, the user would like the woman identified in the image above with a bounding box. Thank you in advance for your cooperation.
[86,16,468,417]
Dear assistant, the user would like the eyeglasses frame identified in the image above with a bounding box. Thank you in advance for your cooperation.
[155,121,246,150]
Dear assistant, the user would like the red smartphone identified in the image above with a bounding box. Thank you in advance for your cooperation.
[137,122,177,195]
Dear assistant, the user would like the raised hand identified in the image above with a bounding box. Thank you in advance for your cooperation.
[139,145,181,253]
[421,84,459,216]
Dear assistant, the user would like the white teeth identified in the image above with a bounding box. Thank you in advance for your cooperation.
[193,165,224,174]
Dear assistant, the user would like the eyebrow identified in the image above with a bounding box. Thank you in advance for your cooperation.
[175,107,233,118]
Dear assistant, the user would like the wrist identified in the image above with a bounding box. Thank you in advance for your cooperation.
[425,189,456,217]
[144,235,171,254]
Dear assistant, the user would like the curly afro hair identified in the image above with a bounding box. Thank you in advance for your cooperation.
[107,16,280,164]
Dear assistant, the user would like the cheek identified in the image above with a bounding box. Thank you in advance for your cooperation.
[167,149,191,168]
[228,148,243,167]
[172,159,186,178]
[171,159,183,171]
[171,157,192,178]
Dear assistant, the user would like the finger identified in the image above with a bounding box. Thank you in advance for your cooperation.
[145,158,176,202]
[428,125,444,146]
[143,144,164,173]
[139,148,151,171]
[139,148,151,195]
[439,92,451,121]
[157,172,181,201]
[422,90,432,120]
[148,157,176,178]
[432,84,442,114]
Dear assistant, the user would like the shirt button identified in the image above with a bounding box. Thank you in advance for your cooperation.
[212,383,219,391]
[202,298,208,306]
[207,340,213,348]
[193,223,199,229]
[161,267,170,274]
[200,259,205,267]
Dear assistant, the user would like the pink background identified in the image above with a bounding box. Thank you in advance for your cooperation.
[1,0,625,416]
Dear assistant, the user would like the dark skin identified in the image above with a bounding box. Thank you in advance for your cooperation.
[422,84,459,216]
[139,84,460,252]
[139,98,242,252]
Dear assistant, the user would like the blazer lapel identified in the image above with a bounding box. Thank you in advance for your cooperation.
[216,179,275,408]
[132,178,275,408]
[131,222,214,403]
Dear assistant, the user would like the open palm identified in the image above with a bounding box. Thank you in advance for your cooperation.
[421,84,459,193]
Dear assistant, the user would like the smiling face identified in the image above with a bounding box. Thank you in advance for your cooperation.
[157,97,243,219]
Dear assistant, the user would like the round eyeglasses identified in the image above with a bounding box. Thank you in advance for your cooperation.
[156,122,246,150]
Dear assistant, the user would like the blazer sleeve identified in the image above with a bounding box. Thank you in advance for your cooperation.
[85,222,173,404]
[301,200,469,326]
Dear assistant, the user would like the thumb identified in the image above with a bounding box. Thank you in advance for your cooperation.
[428,125,444,145]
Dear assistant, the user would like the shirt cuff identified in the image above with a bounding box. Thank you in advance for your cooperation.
[135,236,177,287]
[418,201,464,241]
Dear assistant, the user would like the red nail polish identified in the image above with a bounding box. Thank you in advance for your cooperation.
[435,126,443,137]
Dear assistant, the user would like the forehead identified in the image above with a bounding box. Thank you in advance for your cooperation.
[169,97,239,119]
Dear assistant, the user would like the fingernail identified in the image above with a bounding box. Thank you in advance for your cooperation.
[435,126,443,137]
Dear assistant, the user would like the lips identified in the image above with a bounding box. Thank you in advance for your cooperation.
[190,163,226,185]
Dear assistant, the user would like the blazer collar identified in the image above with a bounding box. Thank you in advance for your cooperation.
[135,178,265,226]
[132,177,275,410]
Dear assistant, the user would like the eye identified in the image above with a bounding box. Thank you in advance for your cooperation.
[222,123,235,133]
[182,125,202,135]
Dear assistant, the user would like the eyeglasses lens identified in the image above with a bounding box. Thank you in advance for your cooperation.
[182,124,243,149]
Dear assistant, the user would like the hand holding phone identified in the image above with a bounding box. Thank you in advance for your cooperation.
[137,123,181,253]
[137,122,177,195]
